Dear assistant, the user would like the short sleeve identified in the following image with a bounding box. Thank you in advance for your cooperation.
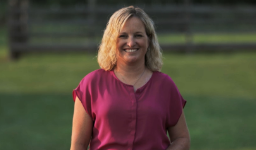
[72,77,93,119]
[166,77,187,127]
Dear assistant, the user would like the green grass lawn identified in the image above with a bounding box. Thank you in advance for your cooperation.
[1,27,256,150]
[1,52,256,150]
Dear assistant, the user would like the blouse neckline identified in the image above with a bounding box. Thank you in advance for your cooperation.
[110,70,156,92]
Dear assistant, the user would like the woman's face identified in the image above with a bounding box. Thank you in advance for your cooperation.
[116,16,149,66]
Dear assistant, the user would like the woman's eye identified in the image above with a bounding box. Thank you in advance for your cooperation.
[135,34,143,37]
[119,35,127,38]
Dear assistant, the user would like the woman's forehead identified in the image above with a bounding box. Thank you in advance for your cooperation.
[119,17,146,33]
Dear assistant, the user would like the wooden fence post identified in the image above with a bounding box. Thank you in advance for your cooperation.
[87,0,96,37]
[8,0,29,60]
[184,0,193,53]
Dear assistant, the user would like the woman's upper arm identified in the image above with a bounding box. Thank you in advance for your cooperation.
[70,96,93,150]
[168,110,190,143]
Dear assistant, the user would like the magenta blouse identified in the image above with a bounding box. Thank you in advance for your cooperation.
[73,69,186,150]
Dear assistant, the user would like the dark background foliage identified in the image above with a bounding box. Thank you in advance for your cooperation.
[31,0,256,6]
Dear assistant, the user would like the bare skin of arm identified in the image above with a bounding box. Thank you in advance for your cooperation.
[166,111,190,150]
[70,96,93,150]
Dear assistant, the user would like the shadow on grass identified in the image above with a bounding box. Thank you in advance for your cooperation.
[1,93,255,150]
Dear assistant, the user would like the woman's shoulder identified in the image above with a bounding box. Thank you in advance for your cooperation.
[79,69,110,84]
[153,71,177,87]
[86,69,108,77]
[154,71,174,81]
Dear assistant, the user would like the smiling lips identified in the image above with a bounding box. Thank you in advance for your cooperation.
[124,49,139,53]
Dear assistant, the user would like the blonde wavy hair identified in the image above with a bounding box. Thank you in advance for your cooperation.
[97,6,163,71]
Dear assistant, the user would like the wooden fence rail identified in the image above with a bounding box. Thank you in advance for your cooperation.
[8,1,256,59]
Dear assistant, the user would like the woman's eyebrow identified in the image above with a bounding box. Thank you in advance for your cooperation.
[119,31,143,34]
[119,32,127,34]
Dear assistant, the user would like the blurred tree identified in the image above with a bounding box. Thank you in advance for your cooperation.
[0,1,7,27]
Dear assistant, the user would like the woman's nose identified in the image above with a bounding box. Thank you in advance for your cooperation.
[127,37,136,47]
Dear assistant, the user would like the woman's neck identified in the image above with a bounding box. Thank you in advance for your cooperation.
[114,61,149,87]
[115,62,146,79]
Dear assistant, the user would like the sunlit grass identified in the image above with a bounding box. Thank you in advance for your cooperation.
[1,52,256,150]
[1,52,256,99]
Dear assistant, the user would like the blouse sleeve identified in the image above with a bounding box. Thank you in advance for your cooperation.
[72,77,93,119]
[166,77,187,127]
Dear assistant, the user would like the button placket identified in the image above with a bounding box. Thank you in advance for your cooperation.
[128,86,137,149]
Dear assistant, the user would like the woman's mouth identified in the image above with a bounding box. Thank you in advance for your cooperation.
[124,49,139,53]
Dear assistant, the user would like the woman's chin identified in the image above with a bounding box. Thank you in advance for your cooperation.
[117,53,144,65]
[124,57,141,64]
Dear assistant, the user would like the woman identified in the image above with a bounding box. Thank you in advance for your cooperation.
[71,6,190,150]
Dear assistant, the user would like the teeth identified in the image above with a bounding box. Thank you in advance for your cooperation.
[125,49,137,52]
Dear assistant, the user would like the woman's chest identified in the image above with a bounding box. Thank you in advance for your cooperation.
[91,86,170,123]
